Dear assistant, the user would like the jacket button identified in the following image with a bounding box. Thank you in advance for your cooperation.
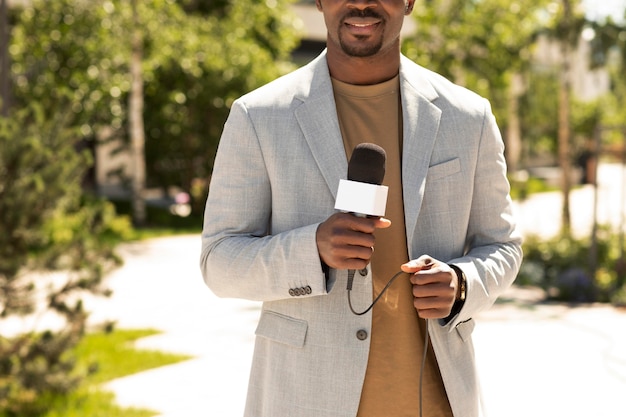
[356,329,368,340]
[288,289,296,296]
[304,285,312,294]
[359,268,368,276]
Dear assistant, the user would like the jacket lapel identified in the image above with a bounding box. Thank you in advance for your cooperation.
[292,53,444,230]
[295,53,347,200]
[399,58,442,247]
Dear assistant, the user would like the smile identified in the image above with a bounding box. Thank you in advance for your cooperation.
[344,18,381,26]
[343,19,381,34]
[348,22,378,27]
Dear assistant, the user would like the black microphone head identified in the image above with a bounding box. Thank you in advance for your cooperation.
[347,143,386,185]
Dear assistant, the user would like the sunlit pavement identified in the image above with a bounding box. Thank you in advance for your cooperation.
[92,163,626,417]
[88,235,257,417]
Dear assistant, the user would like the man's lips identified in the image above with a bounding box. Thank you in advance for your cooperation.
[344,18,381,28]
[343,18,381,34]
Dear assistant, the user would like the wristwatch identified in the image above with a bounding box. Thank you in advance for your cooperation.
[450,264,466,301]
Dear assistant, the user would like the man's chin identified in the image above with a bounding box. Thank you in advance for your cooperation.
[339,41,383,58]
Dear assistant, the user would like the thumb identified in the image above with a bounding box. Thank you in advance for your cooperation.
[401,255,435,273]
[375,217,392,229]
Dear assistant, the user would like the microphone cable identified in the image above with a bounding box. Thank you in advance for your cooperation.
[419,319,430,417]
[346,269,406,316]
[346,269,431,417]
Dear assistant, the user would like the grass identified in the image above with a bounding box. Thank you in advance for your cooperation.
[509,175,558,200]
[109,199,203,242]
[125,226,200,242]
[40,328,192,417]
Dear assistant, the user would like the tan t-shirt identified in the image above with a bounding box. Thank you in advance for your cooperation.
[332,76,453,417]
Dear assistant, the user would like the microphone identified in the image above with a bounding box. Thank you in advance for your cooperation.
[335,143,389,299]
[334,143,388,218]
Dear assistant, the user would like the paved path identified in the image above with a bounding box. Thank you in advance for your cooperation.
[92,163,626,416]
[512,162,626,239]
[88,236,258,417]
[94,235,626,417]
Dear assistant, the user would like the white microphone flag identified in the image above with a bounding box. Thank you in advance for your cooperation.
[334,179,388,217]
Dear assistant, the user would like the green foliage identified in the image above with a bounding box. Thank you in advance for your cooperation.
[139,0,301,211]
[0,329,190,417]
[508,174,556,200]
[9,0,301,215]
[600,61,626,148]
[9,0,128,137]
[2,0,298,408]
[36,390,154,417]
[110,199,202,231]
[521,71,603,161]
[405,0,547,75]
[520,70,560,156]
[0,105,129,415]
[519,228,626,304]
[402,1,626,174]
[541,0,588,46]
[571,97,602,138]
[0,331,83,416]
[402,0,551,119]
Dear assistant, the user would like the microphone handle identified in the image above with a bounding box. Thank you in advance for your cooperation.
[347,269,356,291]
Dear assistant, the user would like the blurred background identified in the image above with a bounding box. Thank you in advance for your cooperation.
[0,0,625,416]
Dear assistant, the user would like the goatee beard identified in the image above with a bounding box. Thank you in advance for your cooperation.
[338,9,384,57]
[339,36,384,57]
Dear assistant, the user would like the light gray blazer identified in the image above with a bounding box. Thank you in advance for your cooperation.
[200,51,522,417]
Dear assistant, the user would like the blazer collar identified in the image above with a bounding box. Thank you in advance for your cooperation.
[294,52,443,232]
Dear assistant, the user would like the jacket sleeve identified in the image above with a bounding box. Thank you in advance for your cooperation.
[199,100,329,301]
[444,100,523,329]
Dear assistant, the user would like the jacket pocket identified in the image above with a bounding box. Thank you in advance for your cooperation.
[427,158,461,182]
[455,318,475,342]
[255,310,308,348]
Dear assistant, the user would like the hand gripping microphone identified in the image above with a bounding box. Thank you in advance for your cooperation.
[334,143,389,306]
[334,143,388,217]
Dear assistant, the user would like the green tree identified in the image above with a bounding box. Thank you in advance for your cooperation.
[586,15,626,136]
[550,0,587,233]
[9,0,301,217]
[1,2,129,412]
[402,0,552,173]
[0,104,128,416]
[537,0,617,234]
[139,0,300,212]
[0,0,10,116]
[9,0,128,145]
[129,0,147,226]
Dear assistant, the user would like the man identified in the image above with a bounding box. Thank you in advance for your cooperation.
[200,0,522,416]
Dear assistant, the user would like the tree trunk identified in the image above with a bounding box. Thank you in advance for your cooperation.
[129,0,146,226]
[505,72,523,173]
[558,0,573,234]
[0,0,10,116]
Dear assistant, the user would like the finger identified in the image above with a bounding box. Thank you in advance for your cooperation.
[415,307,451,320]
[344,215,384,234]
[339,243,375,261]
[316,213,386,269]
[401,254,436,273]
[412,280,455,299]
[413,295,455,319]
[409,268,447,285]
[340,257,371,270]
